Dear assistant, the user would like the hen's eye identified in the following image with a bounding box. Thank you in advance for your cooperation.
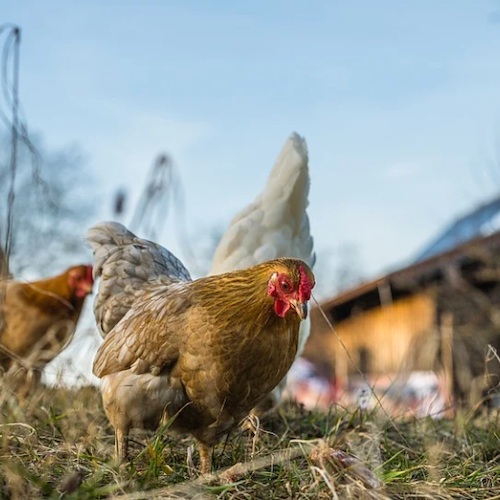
[280,281,290,291]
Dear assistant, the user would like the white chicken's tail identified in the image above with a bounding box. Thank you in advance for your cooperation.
[265,132,310,219]
[210,132,315,275]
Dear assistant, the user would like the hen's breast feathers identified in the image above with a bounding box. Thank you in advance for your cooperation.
[86,222,191,338]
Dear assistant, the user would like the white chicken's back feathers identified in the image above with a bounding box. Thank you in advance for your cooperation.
[87,221,191,338]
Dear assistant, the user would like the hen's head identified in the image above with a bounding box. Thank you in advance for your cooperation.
[266,259,315,320]
[67,265,94,298]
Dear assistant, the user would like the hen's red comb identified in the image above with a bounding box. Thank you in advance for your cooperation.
[299,265,314,302]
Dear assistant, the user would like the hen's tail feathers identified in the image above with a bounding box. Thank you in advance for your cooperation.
[266,132,309,217]
[210,132,315,275]
[86,222,191,337]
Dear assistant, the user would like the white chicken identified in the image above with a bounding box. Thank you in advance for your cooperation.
[210,131,315,415]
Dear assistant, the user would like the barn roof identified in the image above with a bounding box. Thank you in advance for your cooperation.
[318,195,500,312]
[319,229,500,311]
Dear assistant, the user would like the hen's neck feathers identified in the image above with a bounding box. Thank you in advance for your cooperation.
[16,270,83,316]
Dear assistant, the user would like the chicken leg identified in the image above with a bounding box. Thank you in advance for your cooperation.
[115,427,129,463]
[198,441,213,474]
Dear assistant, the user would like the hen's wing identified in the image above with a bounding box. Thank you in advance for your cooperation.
[87,221,191,338]
[210,132,315,274]
[93,279,191,377]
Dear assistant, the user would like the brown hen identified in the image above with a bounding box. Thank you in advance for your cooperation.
[88,222,315,472]
[0,265,94,392]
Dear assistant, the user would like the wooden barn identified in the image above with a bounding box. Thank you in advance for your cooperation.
[305,196,500,404]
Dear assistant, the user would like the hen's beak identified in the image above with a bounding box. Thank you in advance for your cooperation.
[290,299,308,320]
[81,282,94,295]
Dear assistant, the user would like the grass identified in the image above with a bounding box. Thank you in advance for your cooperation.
[0,386,499,499]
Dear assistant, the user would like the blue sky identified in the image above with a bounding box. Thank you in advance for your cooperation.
[4,0,500,283]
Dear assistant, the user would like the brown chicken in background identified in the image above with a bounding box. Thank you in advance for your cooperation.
[0,265,94,393]
[88,222,315,472]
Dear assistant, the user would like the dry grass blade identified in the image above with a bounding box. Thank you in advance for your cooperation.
[109,446,307,500]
